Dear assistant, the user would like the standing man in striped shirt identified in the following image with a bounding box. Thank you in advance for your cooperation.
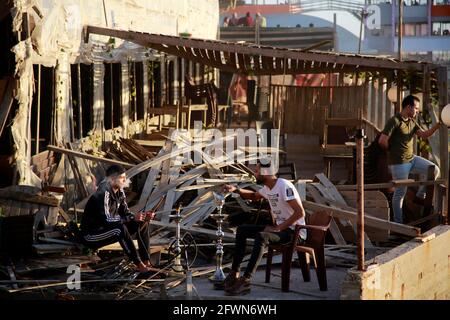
[80,165,155,273]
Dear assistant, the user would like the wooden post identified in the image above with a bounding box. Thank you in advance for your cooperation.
[356,128,366,271]
[437,67,449,224]
[398,0,403,61]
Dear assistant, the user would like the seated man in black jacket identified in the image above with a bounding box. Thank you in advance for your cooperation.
[80,165,155,273]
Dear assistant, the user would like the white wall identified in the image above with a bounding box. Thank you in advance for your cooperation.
[30,0,219,64]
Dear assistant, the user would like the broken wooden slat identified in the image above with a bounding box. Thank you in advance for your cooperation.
[306,184,347,245]
[302,200,420,237]
[47,145,134,168]
[313,175,374,247]
[0,189,59,207]
[335,179,446,191]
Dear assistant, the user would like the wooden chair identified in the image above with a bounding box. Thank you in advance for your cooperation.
[265,211,332,292]
[148,105,180,131]
[183,104,208,129]
[322,111,358,180]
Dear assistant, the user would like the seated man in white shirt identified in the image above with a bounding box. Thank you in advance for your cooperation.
[222,160,306,295]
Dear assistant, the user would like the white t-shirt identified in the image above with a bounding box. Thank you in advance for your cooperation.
[258,178,306,240]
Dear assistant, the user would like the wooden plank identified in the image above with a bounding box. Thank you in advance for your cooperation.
[342,199,389,208]
[295,180,311,202]
[47,145,133,168]
[124,140,209,179]
[302,200,420,237]
[131,148,165,213]
[0,189,59,207]
[181,190,215,227]
[315,173,347,204]
[161,154,183,223]
[335,179,446,191]
[157,140,174,223]
[306,184,346,245]
[308,182,377,246]
[340,190,387,201]
[143,165,208,212]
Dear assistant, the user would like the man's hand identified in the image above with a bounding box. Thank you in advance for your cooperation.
[134,212,146,222]
[144,210,156,221]
[264,225,280,233]
[223,184,236,193]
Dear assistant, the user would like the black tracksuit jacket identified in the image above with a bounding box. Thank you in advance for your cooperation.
[80,181,135,234]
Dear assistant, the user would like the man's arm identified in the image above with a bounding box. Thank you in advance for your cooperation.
[378,133,390,151]
[265,199,305,232]
[378,116,398,151]
[416,123,441,139]
[223,184,264,201]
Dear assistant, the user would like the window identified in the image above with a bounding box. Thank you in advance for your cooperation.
[31,65,55,155]
[404,0,427,5]
[128,61,145,122]
[80,64,94,137]
[397,23,428,36]
[432,51,450,62]
[103,63,122,130]
[433,0,450,5]
[69,63,98,139]
[432,22,450,35]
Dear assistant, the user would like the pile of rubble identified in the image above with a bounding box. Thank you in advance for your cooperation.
[0,129,422,299]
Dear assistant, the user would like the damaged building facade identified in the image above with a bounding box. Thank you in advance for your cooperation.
[0,0,219,187]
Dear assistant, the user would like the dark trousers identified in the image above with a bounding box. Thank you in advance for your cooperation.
[231,224,294,279]
[82,221,150,265]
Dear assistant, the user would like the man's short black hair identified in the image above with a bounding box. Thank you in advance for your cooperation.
[402,95,420,110]
[106,164,126,177]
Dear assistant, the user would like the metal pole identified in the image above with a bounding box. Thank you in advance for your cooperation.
[398,0,403,61]
[356,128,366,271]
[358,9,364,54]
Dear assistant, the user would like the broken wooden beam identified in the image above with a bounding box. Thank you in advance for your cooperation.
[0,189,60,207]
[303,200,421,237]
[335,179,446,191]
[47,145,134,168]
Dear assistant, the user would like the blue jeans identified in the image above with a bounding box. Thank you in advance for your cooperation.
[389,156,440,224]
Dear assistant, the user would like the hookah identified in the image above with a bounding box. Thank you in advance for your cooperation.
[209,191,233,288]
[168,204,184,273]
[166,203,200,299]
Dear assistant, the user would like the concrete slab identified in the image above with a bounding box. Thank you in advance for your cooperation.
[170,265,348,300]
